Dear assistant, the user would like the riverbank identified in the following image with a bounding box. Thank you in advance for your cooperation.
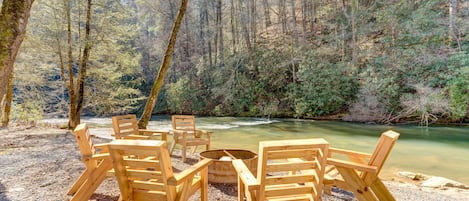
[1,125,469,200]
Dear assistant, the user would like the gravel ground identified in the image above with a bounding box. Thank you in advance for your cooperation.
[1,125,468,201]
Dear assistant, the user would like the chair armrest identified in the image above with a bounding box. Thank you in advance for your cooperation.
[170,129,186,135]
[329,147,372,159]
[195,130,211,138]
[232,160,260,190]
[122,134,151,140]
[168,158,213,186]
[327,158,378,173]
[138,129,168,140]
[95,143,109,153]
[90,153,109,160]
[138,129,167,135]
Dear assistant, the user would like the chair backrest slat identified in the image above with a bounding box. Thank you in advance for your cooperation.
[172,115,196,131]
[112,114,140,139]
[256,138,328,200]
[73,124,96,161]
[108,140,176,201]
[364,130,400,183]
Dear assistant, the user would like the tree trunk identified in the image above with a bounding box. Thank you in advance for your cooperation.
[278,0,287,34]
[138,0,189,129]
[301,0,307,37]
[262,0,271,28]
[230,0,238,54]
[351,0,358,67]
[449,0,460,49]
[1,73,13,126]
[310,0,316,33]
[216,0,224,65]
[240,0,252,52]
[0,0,35,127]
[249,0,256,43]
[199,0,208,66]
[290,0,298,45]
[70,0,92,129]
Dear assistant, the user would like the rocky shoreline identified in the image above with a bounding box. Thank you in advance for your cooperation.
[0,126,468,201]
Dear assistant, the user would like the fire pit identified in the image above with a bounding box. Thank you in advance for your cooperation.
[199,149,258,184]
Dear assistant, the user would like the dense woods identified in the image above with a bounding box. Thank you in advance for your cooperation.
[3,0,469,126]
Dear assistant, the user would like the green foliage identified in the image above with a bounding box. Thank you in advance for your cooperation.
[293,58,358,117]
[167,76,193,114]
[8,0,469,124]
[11,101,44,123]
[448,52,469,119]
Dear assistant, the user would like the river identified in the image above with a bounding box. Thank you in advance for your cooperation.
[42,116,469,184]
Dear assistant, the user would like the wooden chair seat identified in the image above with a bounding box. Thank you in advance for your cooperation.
[324,130,400,201]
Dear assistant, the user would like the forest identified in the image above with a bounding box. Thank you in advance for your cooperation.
[2,0,469,126]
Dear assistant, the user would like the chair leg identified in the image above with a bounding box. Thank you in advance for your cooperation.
[182,145,186,162]
[335,167,377,201]
[67,168,91,195]
[191,146,198,154]
[169,138,177,155]
[177,174,195,201]
[200,168,209,201]
[324,183,332,195]
[70,158,113,201]
[237,177,245,201]
[370,179,395,201]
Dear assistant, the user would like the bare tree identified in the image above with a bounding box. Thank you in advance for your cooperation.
[138,0,189,129]
[0,0,35,127]
[55,0,93,129]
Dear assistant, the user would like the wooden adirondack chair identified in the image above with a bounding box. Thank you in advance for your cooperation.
[112,114,167,141]
[67,123,113,201]
[169,115,211,162]
[232,138,329,201]
[324,130,400,201]
[107,139,213,201]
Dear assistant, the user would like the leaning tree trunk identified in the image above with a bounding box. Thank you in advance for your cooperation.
[138,0,189,129]
[0,0,35,128]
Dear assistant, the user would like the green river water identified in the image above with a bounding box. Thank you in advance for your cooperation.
[71,116,469,184]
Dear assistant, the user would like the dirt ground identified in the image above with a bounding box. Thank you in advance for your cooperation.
[1,125,469,201]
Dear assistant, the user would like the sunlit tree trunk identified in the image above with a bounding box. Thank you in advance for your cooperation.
[138,0,189,129]
[56,0,92,129]
[0,0,35,127]
[72,0,92,128]
[1,73,14,126]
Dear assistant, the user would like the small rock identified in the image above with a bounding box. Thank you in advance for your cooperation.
[421,176,469,189]
[398,171,430,181]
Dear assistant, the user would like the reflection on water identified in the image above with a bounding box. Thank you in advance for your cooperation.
[43,116,469,184]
